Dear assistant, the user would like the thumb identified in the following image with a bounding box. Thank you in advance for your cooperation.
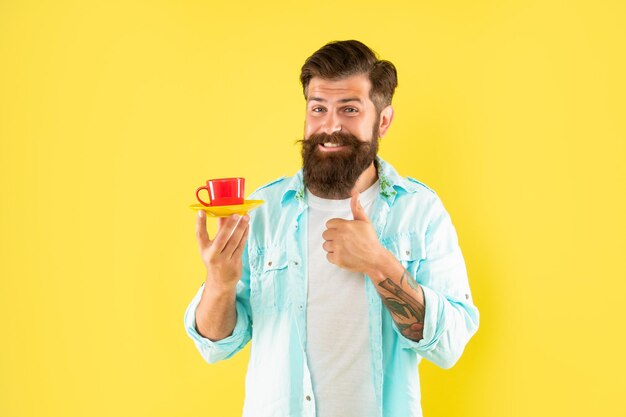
[350,190,369,222]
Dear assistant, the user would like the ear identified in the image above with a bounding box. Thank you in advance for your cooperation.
[378,105,394,138]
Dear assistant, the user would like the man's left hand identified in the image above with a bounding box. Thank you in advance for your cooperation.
[322,190,386,274]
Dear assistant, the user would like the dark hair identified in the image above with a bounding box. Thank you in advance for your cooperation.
[300,40,398,112]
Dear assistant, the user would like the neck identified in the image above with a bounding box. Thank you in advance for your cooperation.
[351,161,378,195]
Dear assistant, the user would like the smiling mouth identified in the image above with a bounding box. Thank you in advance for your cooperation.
[319,143,349,152]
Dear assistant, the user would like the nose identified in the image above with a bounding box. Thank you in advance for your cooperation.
[321,111,342,135]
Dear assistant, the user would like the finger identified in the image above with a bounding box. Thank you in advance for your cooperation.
[196,210,211,249]
[350,190,369,222]
[322,228,336,241]
[218,217,228,230]
[326,252,337,265]
[231,223,250,260]
[222,215,249,256]
[322,240,333,253]
[211,214,242,253]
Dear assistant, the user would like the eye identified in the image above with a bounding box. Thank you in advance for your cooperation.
[311,106,326,113]
[343,107,358,113]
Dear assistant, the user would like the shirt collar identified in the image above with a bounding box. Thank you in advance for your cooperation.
[376,157,420,205]
[280,156,419,207]
[280,169,305,206]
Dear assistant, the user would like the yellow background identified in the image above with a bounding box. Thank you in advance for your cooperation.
[1,1,624,416]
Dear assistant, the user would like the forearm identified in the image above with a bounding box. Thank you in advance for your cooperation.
[366,251,426,342]
[195,276,237,341]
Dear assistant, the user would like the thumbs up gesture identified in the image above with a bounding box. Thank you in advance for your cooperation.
[322,189,387,275]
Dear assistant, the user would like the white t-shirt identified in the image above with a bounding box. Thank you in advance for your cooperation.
[305,180,380,417]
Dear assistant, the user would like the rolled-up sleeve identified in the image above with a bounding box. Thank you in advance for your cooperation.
[184,283,252,363]
[395,195,480,369]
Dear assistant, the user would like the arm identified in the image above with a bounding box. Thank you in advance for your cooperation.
[323,191,427,343]
[365,253,426,342]
[183,211,253,363]
[195,212,248,340]
[323,191,479,368]
[399,195,479,368]
[183,280,252,364]
[195,276,237,341]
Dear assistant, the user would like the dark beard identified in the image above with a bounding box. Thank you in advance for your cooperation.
[299,129,379,199]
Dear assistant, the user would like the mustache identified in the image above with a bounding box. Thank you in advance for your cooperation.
[296,132,366,148]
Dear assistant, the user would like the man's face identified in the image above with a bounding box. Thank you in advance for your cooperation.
[304,74,381,145]
[301,74,381,198]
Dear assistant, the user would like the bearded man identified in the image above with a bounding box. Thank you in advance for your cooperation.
[185,40,479,417]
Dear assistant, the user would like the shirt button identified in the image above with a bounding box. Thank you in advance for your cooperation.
[405,250,410,256]
[268,261,272,267]
[294,261,299,266]
[305,395,311,401]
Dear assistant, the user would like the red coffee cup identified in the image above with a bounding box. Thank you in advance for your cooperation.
[196,177,245,207]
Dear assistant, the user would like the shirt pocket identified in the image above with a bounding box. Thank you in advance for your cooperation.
[384,233,426,276]
[250,247,289,314]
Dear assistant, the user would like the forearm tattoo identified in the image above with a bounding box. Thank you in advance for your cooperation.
[378,269,425,341]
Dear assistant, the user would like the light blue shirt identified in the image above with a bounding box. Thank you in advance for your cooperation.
[184,157,479,417]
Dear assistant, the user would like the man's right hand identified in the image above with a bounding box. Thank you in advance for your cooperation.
[196,211,250,290]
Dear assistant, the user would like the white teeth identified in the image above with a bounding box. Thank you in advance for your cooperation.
[323,143,341,148]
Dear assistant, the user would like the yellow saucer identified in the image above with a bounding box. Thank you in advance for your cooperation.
[189,200,265,217]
